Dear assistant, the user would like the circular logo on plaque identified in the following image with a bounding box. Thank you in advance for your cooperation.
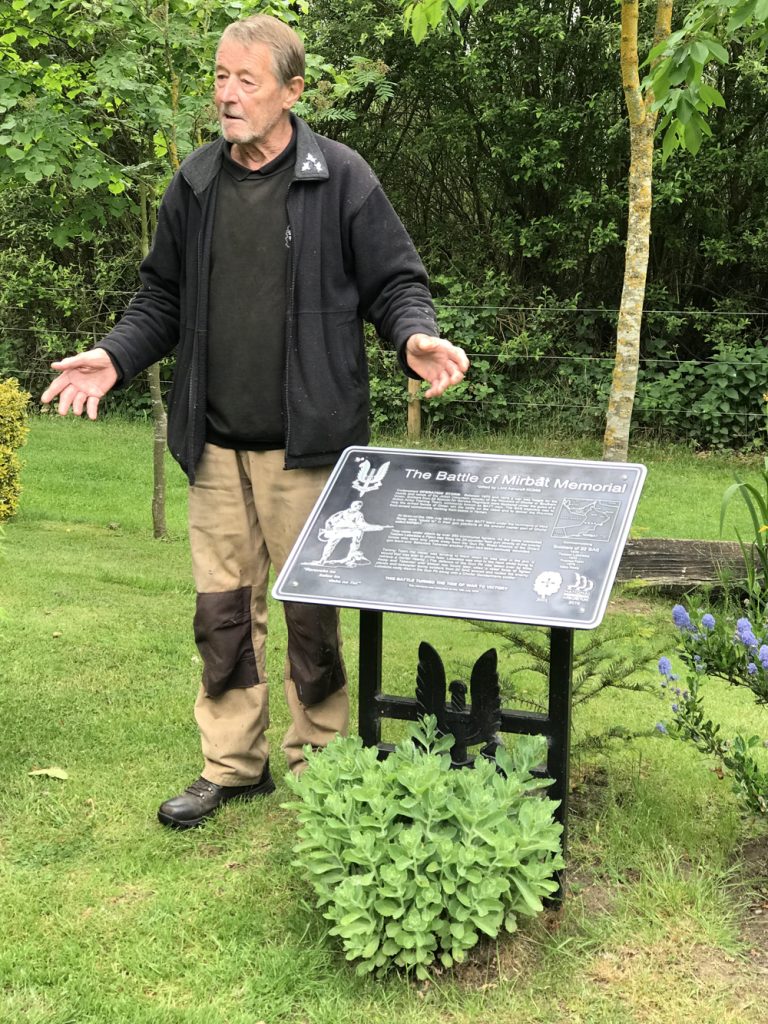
[533,570,563,601]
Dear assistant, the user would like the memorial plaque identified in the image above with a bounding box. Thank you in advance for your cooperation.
[273,447,646,629]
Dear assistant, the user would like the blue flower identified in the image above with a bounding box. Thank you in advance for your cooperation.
[736,620,758,648]
[701,613,715,630]
[748,662,758,676]
[655,722,668,735]
[658,656,673,677]
[671,703,679,713]
[672,605,692,630]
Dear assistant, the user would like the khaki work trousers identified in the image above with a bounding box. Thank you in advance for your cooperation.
[188,445,349,786]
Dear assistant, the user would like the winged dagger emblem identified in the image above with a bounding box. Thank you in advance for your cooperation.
[415,641,501,768]
[352,458,390,496]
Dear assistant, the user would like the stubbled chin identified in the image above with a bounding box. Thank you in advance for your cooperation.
[220,117,244,138]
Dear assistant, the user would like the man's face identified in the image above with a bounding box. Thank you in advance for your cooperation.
[214,38,303,149]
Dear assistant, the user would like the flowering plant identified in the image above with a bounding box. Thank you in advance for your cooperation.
[669,604,768,704]
[656,605,768,816]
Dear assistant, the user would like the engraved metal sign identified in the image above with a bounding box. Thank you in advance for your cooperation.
[272,447,646,629]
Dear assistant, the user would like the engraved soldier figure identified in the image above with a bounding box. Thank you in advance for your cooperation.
[317,500,389,566]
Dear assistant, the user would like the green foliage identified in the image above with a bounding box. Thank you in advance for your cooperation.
[285,715,563,979]
[659,612,768,818]
[403,0,767,164]
[720,459,768,617]
[402,0,488,45]
[634,316,768,448]
[659,480,768,816]
[300,54,396,124]
[0,183,139,393]
[0,0,405,245]
[373,301,768,443]
[646,0,768,161]
[0,376,30,521]
[717,400,768,613]
[472,618,662,750]
[664,667,768,815]
[308,2,631,303]
[2,1,768,439]
[306,1,768,444]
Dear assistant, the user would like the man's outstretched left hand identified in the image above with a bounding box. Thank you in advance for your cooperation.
[405,334,469,398]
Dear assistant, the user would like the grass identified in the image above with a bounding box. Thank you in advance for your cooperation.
[1,417,767,1024]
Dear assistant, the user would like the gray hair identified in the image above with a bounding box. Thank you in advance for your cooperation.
[220,14,305,86]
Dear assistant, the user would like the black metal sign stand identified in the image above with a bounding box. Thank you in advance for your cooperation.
[274,447,646,905]
[357,608,574,902]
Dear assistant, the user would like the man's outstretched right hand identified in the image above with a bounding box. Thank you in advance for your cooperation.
[41,348,119,420]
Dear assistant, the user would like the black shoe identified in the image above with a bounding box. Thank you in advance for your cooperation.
[157,763,276,830]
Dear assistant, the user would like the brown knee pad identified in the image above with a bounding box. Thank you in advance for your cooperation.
[284,601,346,706]
[194,587,259,697]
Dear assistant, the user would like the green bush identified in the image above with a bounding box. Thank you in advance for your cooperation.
[285,717,564,979]
[0,377,30,521]
[635,314,768,449]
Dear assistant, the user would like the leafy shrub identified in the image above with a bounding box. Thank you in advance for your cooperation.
[285,716,564,979]
[687,336,768,449]
[635,318,768,449]
[0,184,138,399]
[366,337,407,435]
[0,377,30,521]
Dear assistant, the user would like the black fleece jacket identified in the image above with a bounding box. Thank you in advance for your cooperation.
[99,117,439,482]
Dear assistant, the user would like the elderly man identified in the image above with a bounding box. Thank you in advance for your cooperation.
[42,14,468,829]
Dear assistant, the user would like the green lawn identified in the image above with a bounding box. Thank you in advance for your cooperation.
[1,417,767,1024]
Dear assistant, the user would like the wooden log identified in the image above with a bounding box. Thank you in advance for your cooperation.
[616,538,752,587]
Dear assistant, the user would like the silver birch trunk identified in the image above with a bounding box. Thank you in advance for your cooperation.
[603,0,673,461]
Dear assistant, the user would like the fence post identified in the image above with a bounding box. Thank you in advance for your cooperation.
[407,377,421,440]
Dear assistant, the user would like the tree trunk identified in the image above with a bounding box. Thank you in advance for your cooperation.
[140,180,168,539]
[147,361,168,539]
[407,377,422,440]
[603,0,673,461]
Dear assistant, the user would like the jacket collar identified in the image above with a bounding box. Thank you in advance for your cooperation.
[291,115,330,181]
[180,115,329,196]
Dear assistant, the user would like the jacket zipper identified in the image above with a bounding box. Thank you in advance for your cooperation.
[187,202,205,476]
[283,186,297,467]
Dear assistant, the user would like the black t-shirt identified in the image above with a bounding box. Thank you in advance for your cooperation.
[205,131,296,449]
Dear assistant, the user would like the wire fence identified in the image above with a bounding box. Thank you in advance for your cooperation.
[2,295,768,314]
[3,301,768,440]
